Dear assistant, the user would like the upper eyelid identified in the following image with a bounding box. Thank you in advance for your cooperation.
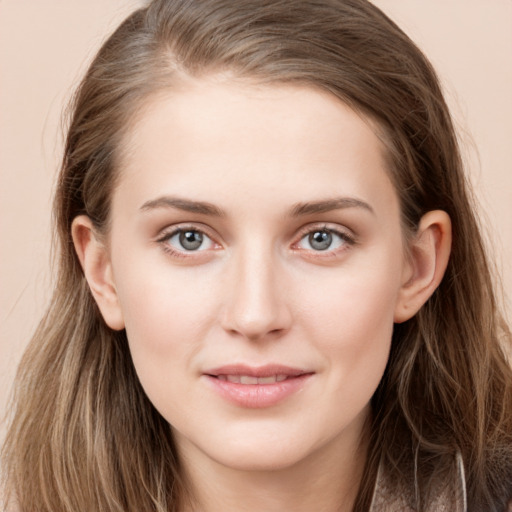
[294,223,355,241]
[156,223,217,241]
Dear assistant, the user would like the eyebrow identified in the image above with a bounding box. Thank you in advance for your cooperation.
[290,197,375,217]
[140,196,226,216]
[139,195,374,217]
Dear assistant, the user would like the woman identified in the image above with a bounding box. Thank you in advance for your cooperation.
[2,0,511,510]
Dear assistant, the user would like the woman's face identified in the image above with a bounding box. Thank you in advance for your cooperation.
[103,80,412,472]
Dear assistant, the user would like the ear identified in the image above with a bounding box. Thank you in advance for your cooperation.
[71,215,125,330]
[394,210,452,323]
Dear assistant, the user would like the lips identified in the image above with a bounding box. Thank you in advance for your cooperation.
[203,364,313,408]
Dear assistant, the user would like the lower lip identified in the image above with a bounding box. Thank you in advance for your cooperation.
[203,374,313,408]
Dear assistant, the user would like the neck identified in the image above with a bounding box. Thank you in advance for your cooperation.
[177,416,370,512]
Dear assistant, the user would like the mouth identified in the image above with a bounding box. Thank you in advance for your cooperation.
[203,365,314,408]
[206,364,310,382]
[214,374,290,384]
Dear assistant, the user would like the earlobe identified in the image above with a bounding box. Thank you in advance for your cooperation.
[394,210,452,323]
[71,215,125,330]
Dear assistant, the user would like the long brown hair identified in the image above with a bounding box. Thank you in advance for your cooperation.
[3,1,511,510]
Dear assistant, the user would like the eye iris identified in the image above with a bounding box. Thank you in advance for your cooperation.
[179,230,203,250]
[309,230,332,251]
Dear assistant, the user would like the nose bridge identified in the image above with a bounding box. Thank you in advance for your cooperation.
[221,238,291,340]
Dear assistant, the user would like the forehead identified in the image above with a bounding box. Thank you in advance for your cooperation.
[113,80,399,221]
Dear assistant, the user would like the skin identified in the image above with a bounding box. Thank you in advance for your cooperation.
[73,79,451,512]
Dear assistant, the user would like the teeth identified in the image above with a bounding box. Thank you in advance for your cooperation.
[240,375,259,385]
[218,374,291,384]
[258,376,277,384]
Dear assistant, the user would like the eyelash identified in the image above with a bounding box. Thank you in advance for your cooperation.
[156,223,356,260]
[156,224,219,259]
[292,224,356,259]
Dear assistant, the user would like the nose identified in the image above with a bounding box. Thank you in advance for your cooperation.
[220,245,292,342]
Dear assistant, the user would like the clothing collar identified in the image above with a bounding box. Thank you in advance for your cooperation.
[369,451,467,511]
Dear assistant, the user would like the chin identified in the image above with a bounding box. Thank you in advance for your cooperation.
[199,429,324,473]
[213,447,310,472]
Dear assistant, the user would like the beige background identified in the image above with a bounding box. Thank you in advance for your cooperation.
[1,0,511,430]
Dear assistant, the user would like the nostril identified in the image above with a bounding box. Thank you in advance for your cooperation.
[219,268,293,340]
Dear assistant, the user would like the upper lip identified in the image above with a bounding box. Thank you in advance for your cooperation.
[205,364,311,378]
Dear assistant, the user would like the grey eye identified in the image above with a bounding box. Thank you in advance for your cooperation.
[179,230,204,250]
[308,230,333,251]
[160,227,216,255]
[296,228,351,253]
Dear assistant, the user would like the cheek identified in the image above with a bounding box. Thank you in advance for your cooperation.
[299,254,401,343]
[111,255,221,403]
[296,255,401,391]
[114,256,217,350]
[113,270,212,424]
[313,293,394,430]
